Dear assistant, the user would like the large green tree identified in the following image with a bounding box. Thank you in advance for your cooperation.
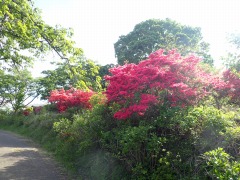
[0,68,38,112]
[38,59,102,100]
[0,0,103,108]
[222,34,240,70]
[0,0,83,67]
[98,63,116,89]
[114,18,213,65]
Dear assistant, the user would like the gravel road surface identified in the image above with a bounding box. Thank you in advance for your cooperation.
[0,130,71,180]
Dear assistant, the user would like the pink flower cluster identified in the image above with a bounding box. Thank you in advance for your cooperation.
[23,110,30,116]
[222,70,240,104]
[105,49,219,120]
[33,106,42,114]
[48,88,94,112]
[47,49,240,120]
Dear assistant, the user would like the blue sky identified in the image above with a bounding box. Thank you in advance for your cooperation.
[32,0,240,75]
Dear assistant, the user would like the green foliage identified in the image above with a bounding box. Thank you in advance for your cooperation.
[201,148,240,179]
[0,68,39,112]
[0,109,11,126]
[181,106,236,156]
[1,101,239,179]
[98,63,116,88]
[223,126,240,157]
[221,33,240,72]
[101,124,176,179]
[77,150,128,180]
[3,1,239,179]
[53,118,72,136]
[38,59,102,100]
[114,18,213,65]
[0,0,83,67]
[99,105,240,179]
[0,0,96,111]
[222,52,240,71]
[50,104,128,178]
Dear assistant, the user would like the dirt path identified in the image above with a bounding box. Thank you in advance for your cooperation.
[0,130,71,180]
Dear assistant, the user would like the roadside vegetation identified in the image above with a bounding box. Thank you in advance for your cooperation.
[0,0,239,179]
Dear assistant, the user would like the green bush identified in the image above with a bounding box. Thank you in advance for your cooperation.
[201,148,240,179]
[223,126,240,157]
[1,102,239,179]
[186,106,236,154]
[99,105,240,179]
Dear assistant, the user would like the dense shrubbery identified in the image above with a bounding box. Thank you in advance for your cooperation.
[1,49,240,179]
[105,50,217,120]
[222,69,240,105]
[201,148,240,179]
[48,88,94,112]
[97,105,239,179]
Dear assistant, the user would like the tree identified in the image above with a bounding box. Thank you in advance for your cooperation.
[222,33,240,70]
[218,34,240,106]
[38,59,102,100]
[0,68,39,112]
[0,69,10,107]
[98,63,116,88]
[114,18,213,65]
[0,0,99,109]
[0,0,83,68]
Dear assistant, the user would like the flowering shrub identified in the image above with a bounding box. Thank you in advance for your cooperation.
[222,69,240,104]
[210,68,240,108]
[105,49,221,120]
[48,88,94,112]
[33,106,42,114]
[23,110,30,116]
[23,107,33,116]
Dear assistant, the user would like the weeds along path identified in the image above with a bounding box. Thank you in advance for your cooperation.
[0,130,70,180]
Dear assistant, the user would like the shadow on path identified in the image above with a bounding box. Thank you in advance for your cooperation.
[0,130,70,180]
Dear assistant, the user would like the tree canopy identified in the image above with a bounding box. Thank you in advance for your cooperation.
[0,68,38,112]
[38,59,102,100]
[0,0,101,109]
[114,18,213,65]
[223,33,240,70]
[0,0,83,68]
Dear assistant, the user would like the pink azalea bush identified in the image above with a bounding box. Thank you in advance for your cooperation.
[105,49,225,120]
[221,69,240,104]
[48,88,94,112]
